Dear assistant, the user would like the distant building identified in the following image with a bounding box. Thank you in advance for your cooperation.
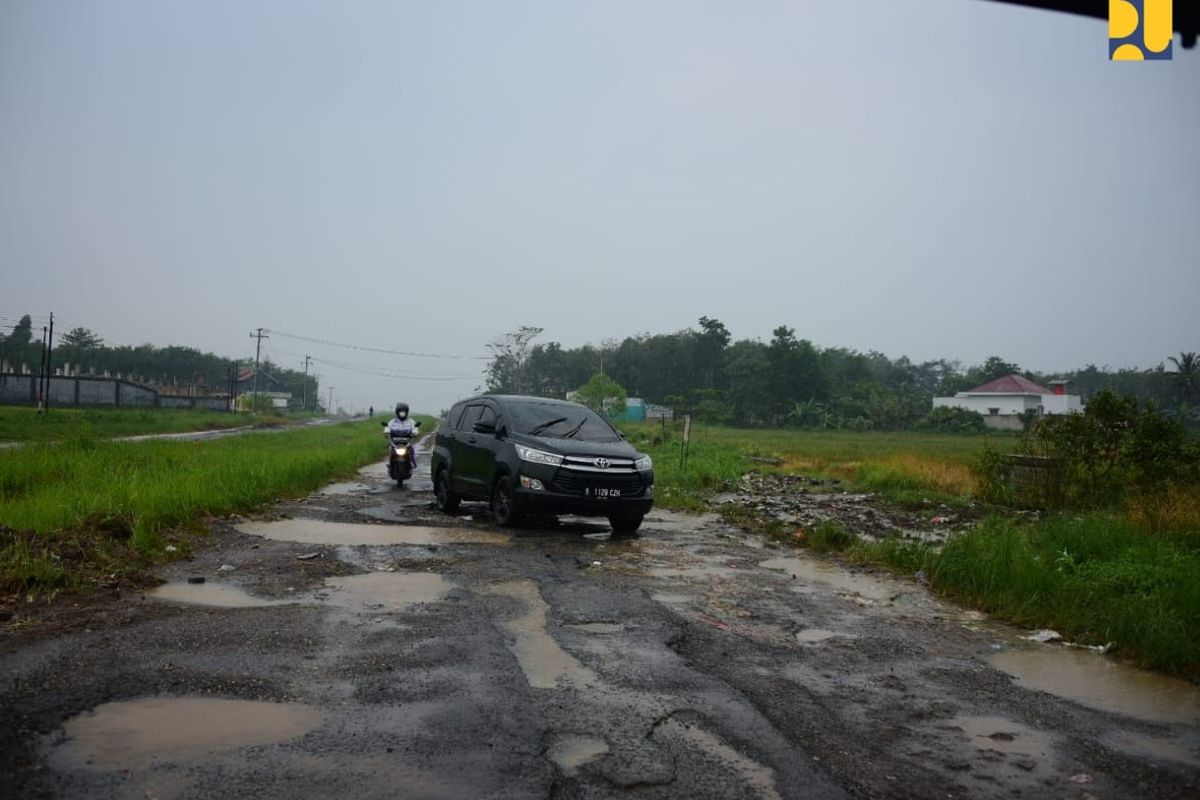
[235,367,292,410]
[932,374,1083,430]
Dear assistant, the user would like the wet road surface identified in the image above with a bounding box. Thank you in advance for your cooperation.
[2,448,1198,799]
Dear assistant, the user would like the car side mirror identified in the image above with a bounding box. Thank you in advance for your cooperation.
[473,421,496,434]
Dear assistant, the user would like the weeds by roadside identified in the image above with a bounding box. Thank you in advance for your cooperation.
[0,406,315,444]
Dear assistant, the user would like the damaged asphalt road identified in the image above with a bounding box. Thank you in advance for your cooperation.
[2,454,1198,799]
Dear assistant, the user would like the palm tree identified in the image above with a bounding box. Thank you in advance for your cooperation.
[1167,352,1198,405]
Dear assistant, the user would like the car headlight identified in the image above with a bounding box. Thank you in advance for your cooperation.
[634,455,652,471]
[515,445,564,467]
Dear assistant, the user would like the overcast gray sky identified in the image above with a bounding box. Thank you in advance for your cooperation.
[2,0,1197,414]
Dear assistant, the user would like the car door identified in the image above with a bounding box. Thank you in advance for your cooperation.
[458,402,501,495]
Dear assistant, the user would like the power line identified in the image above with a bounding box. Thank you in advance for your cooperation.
[268,345,480,381]
[265,328,489,361]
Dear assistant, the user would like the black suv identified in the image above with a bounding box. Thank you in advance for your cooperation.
[430,395,654,535]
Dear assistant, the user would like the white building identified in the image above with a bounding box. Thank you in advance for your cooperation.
[933,374,1083,430]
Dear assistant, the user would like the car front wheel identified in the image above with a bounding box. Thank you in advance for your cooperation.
[608,513,643,537]
[434,468,460,513]
[491,475,521,527]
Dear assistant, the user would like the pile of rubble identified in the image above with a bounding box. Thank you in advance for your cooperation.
[708,472,971,542]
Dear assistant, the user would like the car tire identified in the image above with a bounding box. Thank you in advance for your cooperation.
[434,468,460,513]
[491,475,521,527]
[608,513,643,537]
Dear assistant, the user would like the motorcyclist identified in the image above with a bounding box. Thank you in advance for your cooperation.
[383,402,420,468]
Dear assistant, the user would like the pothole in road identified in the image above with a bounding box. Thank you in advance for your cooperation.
[237,519,510,546]
[992,646,1200,726]
[48,697,323,771]
[480,580,597,690]
[950,715,1057,759]
[145,582,294,608]
[317,572,452,612]
[1105,731,1200,768]
[795,628,853,645]
[653,718,781,800]
[565,622,624,634]
[318,481,373,496]
[759,557,897,603]
[547,734,610,774]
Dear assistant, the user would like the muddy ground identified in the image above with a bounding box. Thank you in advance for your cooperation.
[1,449,1198,799]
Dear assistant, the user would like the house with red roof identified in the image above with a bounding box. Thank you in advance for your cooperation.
[932,374,1082,430]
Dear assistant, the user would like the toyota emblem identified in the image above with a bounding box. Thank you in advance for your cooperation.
[594,458,610,469]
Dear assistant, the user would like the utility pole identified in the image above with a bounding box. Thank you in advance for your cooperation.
[328,386,334,417]
[302,355,312,410]
[249,328,268,410]
[37,325,47,412]
[44,313,54,412]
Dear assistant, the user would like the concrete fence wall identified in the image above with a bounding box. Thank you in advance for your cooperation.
[0,373,230,410]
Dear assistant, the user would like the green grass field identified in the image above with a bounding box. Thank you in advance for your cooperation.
[0,406,258,443]
[0,416,433,596]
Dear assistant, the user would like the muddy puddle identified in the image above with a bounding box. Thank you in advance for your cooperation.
[318,481,373,496]
[318,572,452,612]
[992,646,1200,725]
[566,622,624,634]
[547,734,609,774]
[951,715,1057,760]
[237,519,509,546]
[795,628,852,645]
[759,557,897,602]
[48,697,323,770]
[480,580,597,690]
[146,582,292,608]
[1105,731,1200,768]
[654,718,781,800]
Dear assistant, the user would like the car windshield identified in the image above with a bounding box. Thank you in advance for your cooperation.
[509,403,620,442]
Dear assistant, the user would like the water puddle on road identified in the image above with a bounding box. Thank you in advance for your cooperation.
[318,481,372,496]
[759,557,896,602]
[49,697,323,770]
[547,734,609,774]
[480,580,597,690]
[319,572,451,612]
[237,519,509,546]
[654,718,781,800]
[795,628,852,645]
[1105,731,1200,768]
[992,647,1200,725]
[951,715,1057,760]
[565,622,624,634]
[146,582,292,608]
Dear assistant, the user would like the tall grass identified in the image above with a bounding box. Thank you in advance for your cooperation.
[0,420,397,594]
[852,514,1200,677]
[0,406,257,443]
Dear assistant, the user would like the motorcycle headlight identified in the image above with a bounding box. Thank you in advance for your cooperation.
[396,447,408,456]
[634,455,652,471]
[515,445,563,467]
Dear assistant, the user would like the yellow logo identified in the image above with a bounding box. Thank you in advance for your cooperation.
[1110,0,1173,60]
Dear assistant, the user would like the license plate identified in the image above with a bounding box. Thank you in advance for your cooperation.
[587,487,621,499]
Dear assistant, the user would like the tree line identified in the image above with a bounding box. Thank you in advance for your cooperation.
[0,316,320,410]
[484,319,1199,431]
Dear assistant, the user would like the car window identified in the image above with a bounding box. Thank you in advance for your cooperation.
[458,404,483,430]
[478,406,497,429]
[508,402,620,442]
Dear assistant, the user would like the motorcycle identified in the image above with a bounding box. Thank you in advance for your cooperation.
[384,423,419,486]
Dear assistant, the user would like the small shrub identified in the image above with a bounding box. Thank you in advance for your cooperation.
[808,520,854,552]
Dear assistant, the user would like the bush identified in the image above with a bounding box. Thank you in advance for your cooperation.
[917,406,987,434]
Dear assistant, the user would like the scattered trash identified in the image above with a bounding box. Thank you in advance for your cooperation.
[217,564,236,573]
[592,561,602,567]
[1025,629,1062,644]
[1069,774,1094,785]
[187,576,206,584]
[164,545,177,553]
[990,643,1006,651]
[296,552,321,561]
[931,516,949,525]
[792,528,807,542]
[915,569,928,584]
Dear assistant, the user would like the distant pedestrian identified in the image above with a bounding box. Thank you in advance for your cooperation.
[369,405,374,417]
